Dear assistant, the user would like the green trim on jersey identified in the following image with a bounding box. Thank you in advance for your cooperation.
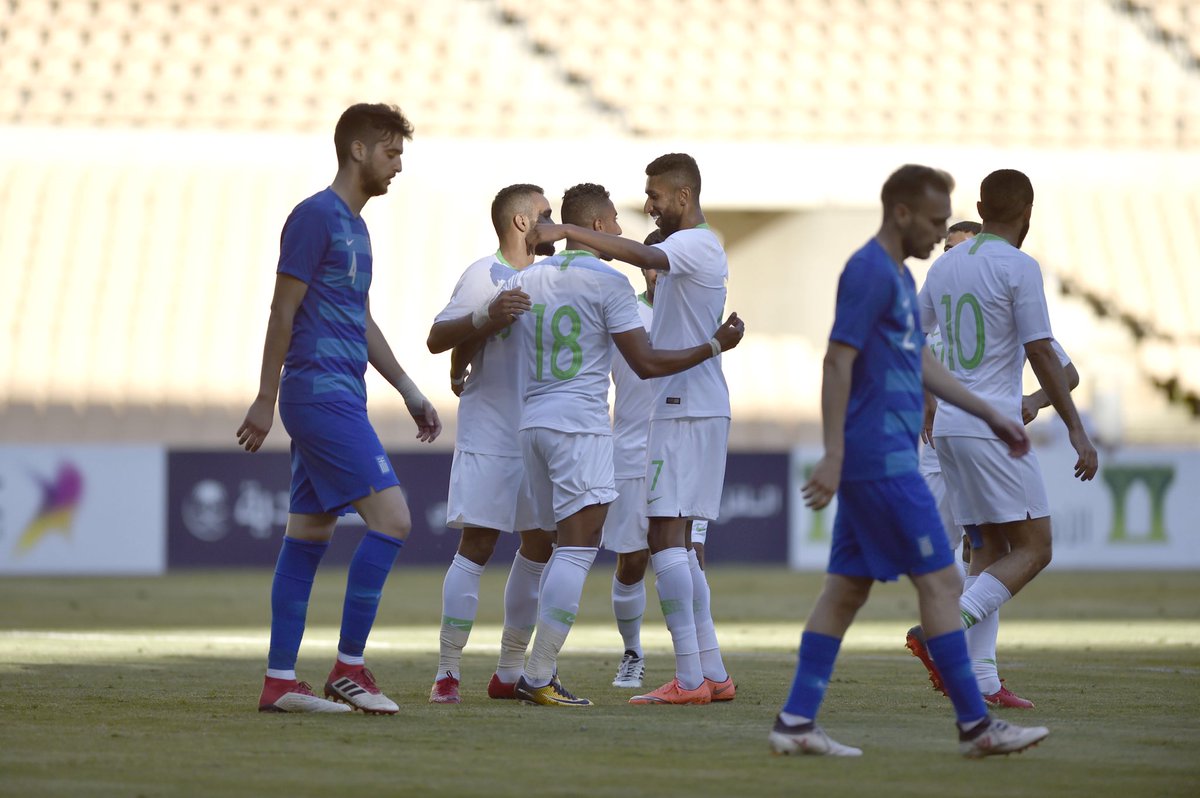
[494,249,519,269]
[637,291,652,308]
[555,249,592,270]
[968,232,1008,255]
[695,222,712,230]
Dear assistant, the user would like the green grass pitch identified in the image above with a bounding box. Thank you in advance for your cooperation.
[1,568,1197,797]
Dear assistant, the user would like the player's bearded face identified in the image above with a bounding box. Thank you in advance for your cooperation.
[362,137,401,196]
[644,176,684,235]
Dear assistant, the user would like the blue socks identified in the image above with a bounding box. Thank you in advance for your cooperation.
[782,631,842,720]
[927,629,989,725]
[339,530,404,658]
[267,537,329,671]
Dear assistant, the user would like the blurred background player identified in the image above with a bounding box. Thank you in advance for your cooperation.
[771,164,1047,758]
[604,230,662,689]
[509,183,745,706]
[910,170,1099,705]
[528,154,737,706]
[237,103,442,715]
[424,184,557,703]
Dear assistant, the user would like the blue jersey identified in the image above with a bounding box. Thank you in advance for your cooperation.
[829,238,924,482]
[277,188,372,407]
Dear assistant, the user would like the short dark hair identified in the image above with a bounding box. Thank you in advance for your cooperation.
[490,183,545,237]
[646,153,701,196]
[560,183,612,228]
[643,229,666,246]
[979,169,1034,223]
[880,164,951,217]
[948,220,983,235]
[334,104,414,167]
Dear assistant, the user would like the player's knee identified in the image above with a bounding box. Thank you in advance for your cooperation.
[616,550,650,583]
[374,515,411,542]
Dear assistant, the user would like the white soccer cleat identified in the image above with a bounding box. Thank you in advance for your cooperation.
[258,678,351,714]
[959,717,1049,758]
[769,715,863,757]
[612,650,646,688]
[324,665,399,715]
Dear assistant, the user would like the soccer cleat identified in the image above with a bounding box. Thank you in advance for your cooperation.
[258,677,351,714]
[705,676,736,701]
[324,663,399,715]
[629,678,711,705]
[984,680,1035,709]
[487,673,517,700]
[612,650,645,688]
[429,672,461,704]
[768,715,863,757]
[905,625,947,695]
[513,675,593,707]
[959,717,1049,758]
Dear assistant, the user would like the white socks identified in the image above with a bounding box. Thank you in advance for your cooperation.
[688,548,727,683]
[651,547,703,691]
[612,574,646,657]
[495,551,546,683]
[963,575,1003,694]
[524,547,597,686]
[436,553,484,679]
[959,571,1012,628]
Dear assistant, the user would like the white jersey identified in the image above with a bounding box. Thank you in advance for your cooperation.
[433,251,525,456]
[918,233,1053,439]
[507,250,643,435]
[917,326,1072,473]
[611,294,655,479]
[649,226,730,420]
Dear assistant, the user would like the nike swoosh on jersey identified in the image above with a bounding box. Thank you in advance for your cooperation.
[646,497,661,505]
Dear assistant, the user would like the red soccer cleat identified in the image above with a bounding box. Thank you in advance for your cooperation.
[429,672,461,704]
[259,676,350,713]
[324,662,399,714]
[984,680,1035,709]
[487,673,517,700]
[905,625,947,695]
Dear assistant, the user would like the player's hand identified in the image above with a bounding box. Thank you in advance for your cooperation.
[526,221,565,255]
[450,370,467,397]
[1069,427,1098,481]
[489,288,532,325]
[986,412,1031,458]
[802,454,842,510]
[236,397,274,452]
[713,312,745,352]
[1021,395,1041,425]
[411,399,442,443]
[922,395,937,446]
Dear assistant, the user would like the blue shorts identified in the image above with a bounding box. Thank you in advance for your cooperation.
[828,471,955,582]
[278,401,400,515]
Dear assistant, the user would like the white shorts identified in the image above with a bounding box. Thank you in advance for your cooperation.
[445,449,540,532]
[601,477,649,553]
[520,428,618,528]
[921,469,963,551]
[645,417,730,521]
[690,519,708,546]
[934,436,1050,526]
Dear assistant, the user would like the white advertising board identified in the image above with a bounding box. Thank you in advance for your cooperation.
[0,446,166,575]
[790,444,1200,571]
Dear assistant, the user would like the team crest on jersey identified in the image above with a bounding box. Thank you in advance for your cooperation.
[376,455,390,474]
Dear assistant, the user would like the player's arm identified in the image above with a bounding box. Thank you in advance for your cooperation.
[801,342,857,510]
[449,338,484,397]
[1022,362,1079,424]
[921,348,1030,457]
[237,274,309,453]
[921,388,938,446]
[365,302,442,443]
[527,223,671,271]
[611,313,743,378]
[426,288,532,354]
[1025,338,1097,480]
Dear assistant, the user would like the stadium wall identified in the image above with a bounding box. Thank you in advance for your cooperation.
[2,444,1197,575]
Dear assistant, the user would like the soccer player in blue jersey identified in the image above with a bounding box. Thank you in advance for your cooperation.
[237,103,442,714]
[768,165,1049,757]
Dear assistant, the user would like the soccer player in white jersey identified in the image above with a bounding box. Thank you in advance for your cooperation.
[423,184,558,704]
[504,183,745,706]
[605,231,662,689]
[910,170,1098,705]
[527,154,737,706]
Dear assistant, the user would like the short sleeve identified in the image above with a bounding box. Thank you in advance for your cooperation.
[653,229,725,286]
[277,205,329,284]
[1011,260,1053,345]
[434,262,504,323]
[603,274,643,335]
[830,256,892,351]
[1050,338,1071,366]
